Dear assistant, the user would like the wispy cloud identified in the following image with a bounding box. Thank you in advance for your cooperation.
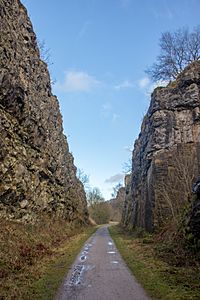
[112,113,120,123]
[55,70,101,92]
[137,76,168,96]
[114,80,134,90]
[151,3,174,20]
[78,21,92,39]
[101,103,120,123]
[101,102,112,118]
[105,173,124,184]
[138,77,150,89]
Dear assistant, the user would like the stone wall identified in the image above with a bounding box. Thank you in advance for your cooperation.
[0,0,88,223]
[122,61,200,231]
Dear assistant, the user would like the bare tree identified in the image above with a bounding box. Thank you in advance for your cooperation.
[146,26,200,82]
[86,187,104,206]
[76,168,90,191]
[87,187,110,224]
[122,158,132,174]
[37,39,52,65]
[111,182,123,198]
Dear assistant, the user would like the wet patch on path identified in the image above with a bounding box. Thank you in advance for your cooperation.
[56,226,150,300]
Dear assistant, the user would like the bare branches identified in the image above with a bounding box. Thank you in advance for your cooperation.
[122,158,132,174]
[37,39,52,65]
[111,182,123,198]
[146,26,200,82]
[76,168,90,191]
[86,187,104,206]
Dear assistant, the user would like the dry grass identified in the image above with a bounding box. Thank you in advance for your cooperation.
[109,225,200,300]
[0,217,95,299]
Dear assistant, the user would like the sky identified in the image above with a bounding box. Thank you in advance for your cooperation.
[21,0,200,199]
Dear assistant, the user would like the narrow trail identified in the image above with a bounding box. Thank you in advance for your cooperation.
[56,225,150,300]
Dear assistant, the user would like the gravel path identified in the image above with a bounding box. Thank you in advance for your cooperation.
[56,225,150,300]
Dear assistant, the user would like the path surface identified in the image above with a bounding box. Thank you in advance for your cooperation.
[56,225,150,300]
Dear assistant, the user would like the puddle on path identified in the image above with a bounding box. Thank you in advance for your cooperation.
[66,264,95,287]
[111,261,119,264]
[80,255,87,261]
[107,251,116,254]
[67,265,85,286]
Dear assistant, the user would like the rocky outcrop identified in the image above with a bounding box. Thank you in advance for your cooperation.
[122,61,200,231]
[109,186,125,222]
[0,0,88,223]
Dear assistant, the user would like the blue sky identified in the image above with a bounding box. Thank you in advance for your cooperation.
[21,0,200,199]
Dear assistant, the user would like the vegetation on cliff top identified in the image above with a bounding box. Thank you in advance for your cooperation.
[146,26,200,81]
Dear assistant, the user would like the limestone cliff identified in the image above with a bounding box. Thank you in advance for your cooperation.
[109,186,125,222]
[0,0,88,223]
[121,61,200,231]
[121,175,131,227]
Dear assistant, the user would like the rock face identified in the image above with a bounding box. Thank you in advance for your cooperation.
[121,175,132,227]
[121,61,200,231]
[0,0,88,223]
[109,186,125,222]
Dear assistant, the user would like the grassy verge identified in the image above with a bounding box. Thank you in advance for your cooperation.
[0,218,96,300]
[109,225,200,300]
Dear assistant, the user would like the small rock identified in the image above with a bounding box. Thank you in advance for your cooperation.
[20,200,29,209]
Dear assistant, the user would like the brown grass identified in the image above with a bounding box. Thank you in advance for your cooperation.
[0,217,95,299]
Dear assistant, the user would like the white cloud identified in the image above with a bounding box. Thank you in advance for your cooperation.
[105,173,124,184]
[112,113,119,123]
[114,80,134,90]
[101,103,120,123]
[138,76,168,96]
[101,102,112,117]
[148,80,168,94]
[138,77,150,89]
[55,70,101,92]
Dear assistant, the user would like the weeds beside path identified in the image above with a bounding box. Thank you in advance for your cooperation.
[109,225,200,300]
[0,218,96,300]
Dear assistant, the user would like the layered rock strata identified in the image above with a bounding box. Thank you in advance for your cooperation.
[0,0,88,223]
[121,62,200,231]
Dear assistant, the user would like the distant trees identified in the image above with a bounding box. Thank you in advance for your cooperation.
[146,26,200,81]
[87,187,110,224]
[87,187,104,206]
